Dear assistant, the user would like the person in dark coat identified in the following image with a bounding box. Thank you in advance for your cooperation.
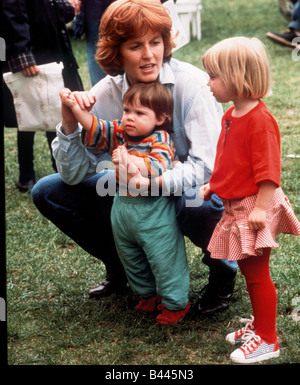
[3,0,83,192]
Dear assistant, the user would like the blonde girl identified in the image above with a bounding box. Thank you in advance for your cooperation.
[201,36,300,364]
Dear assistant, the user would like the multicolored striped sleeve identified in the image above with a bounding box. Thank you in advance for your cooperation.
[81,115,125,153]
[144,130,176,176]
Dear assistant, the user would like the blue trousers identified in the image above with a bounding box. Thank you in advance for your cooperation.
[289,2,300,30]
[31,171,237,293]
[111,194,189,310]
[84,21,107,86]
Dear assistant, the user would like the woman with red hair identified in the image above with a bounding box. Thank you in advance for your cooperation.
[32,0,237,316]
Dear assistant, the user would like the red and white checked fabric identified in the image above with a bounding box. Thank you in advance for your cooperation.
[208,187,300,261]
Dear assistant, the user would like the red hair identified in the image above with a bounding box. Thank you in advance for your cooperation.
[95,0,175,76]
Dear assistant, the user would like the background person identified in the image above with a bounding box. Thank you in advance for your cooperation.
[267,0,300,47]
[73,0,116,86]
[3,0,83,192]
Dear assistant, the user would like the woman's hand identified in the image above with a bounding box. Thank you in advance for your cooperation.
[59,88,77,109]
[114,145,149,195]
[112,146,123,165]
[113,145,136,182]
[60,90,96,135]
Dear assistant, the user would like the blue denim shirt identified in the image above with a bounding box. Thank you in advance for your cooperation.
[53,58,223,194]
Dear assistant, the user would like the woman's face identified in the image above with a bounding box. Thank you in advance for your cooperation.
[119,30,164,84]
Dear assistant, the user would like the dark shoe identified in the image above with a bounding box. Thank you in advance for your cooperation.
[17,178,36,193]
[88,278,127,298]
[266,29,300,47]
[196,284,233,315]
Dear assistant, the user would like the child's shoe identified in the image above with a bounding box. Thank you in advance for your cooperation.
[230,333,280,364]
[226,316,255,344]
[135,295,161,313]
[156,302,190,324]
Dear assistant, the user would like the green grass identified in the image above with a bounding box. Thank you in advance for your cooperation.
[4,0,300,366]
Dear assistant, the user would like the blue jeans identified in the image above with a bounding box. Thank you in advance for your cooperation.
[84,21,107,86]
[289,2,300,31]
[31,172,237,293]
[31,171,127,283]
[174,186,237,293]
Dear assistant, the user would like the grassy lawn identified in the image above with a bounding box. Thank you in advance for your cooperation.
[4,0,300,366]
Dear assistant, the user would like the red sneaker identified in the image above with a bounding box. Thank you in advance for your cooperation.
[135,295,161,313]
[226,316,255,344]
[156,302,190,324]
[230,333,280,364]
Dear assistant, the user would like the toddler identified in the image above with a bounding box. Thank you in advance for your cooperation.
[59,81,190,324]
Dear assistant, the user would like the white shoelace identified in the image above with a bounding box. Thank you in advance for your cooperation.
[238,316,255,340]
[240,332,261,354]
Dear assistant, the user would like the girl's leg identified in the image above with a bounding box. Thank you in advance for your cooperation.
[238,249,277,343]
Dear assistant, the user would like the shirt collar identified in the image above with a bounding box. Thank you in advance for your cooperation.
[159,60,175,86]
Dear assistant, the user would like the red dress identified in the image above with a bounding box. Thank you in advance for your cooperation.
[208,101,300,261]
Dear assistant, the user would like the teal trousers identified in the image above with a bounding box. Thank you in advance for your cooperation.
[111,193,189,310]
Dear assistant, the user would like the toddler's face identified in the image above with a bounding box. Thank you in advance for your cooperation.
[122,99,164,137]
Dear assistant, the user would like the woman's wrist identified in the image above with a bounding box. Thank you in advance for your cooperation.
[61,120,78,136]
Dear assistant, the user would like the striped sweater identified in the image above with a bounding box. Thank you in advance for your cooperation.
[81,114,176,176]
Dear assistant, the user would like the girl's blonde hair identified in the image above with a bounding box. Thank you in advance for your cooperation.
[96,0,176,76]
[202,36,271,98]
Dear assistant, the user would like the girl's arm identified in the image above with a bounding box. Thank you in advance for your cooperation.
[199,183,213,201]
[248,180,277,230]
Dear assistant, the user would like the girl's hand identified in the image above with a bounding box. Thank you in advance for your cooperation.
[248,207,267,230]
[199,183,213,201]
[248,180,277,230]
[72,91,96,112]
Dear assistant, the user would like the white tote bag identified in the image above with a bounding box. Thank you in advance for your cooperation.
[3,62,64,132]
